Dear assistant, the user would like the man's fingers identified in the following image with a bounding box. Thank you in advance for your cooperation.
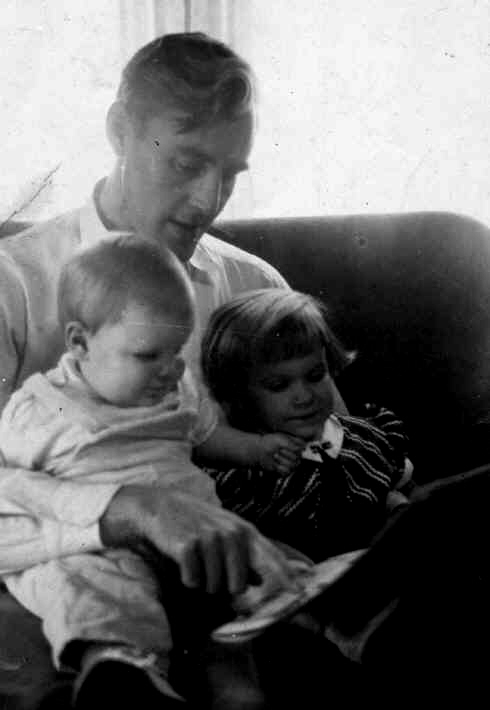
[249,536,294,594]
[182,523,253,596]
[199,531,225,595]
[224,524,252,595]
[180,540,202,589]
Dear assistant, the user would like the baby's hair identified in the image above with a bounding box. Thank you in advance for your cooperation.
[58,236,195,333]
[201,288,354,424]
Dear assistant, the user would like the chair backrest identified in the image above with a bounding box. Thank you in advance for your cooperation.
[214,212,490,482]
[3,212,489,481]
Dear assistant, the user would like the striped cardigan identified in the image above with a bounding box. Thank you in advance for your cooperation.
[205,407,413,562]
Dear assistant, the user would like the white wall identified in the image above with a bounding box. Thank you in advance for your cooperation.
[226,0,490,224]
[0,0,120,223]
[1,1,489,226]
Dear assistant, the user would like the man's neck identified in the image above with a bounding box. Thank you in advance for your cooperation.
[96,167,130,232]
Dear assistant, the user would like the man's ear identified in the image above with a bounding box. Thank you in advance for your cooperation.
[65,321,90,359]
[106,101,132,158]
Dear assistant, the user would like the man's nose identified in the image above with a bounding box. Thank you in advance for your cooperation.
[189,170,222,217]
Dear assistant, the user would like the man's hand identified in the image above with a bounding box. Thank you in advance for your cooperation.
[256,433,304,475]
[99,485,298,596]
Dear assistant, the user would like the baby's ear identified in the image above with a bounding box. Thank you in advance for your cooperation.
[65,321,89,359]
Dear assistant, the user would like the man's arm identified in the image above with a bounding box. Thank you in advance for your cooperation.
[0,466,119,575]
[99,485,300,597]
[0,463,297,598]
[0,262,107,574]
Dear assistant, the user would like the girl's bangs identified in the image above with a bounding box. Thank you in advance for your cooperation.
[255,318,325,364]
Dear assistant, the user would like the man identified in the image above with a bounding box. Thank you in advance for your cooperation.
[0,32,346,708]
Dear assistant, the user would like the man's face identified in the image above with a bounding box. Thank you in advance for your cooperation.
[119,109,253,262]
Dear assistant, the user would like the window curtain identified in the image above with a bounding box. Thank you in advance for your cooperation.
[119,0,241,57]
[0,1,251,225]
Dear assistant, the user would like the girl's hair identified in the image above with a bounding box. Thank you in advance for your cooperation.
[201,288,354,425]
[57,236,195,333]
[117,32,255,135]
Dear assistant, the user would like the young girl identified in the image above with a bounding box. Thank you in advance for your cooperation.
[201,288,414,562]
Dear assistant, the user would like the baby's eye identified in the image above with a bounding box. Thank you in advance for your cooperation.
[134,351,159,362]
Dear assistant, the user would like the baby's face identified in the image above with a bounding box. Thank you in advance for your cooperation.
[80,302,191,407]
[246,347,335,441]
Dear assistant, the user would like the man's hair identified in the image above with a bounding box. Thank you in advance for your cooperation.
[58,236,195,333]
[201,288,354,427]
[117,32,255,133]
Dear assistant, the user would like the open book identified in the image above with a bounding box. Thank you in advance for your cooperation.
[212,548,366,643]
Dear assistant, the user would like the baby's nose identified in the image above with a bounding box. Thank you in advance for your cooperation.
[159,356,185,382]
[171,356,185,381]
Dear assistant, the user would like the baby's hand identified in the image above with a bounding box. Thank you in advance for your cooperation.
[256,433,304,475]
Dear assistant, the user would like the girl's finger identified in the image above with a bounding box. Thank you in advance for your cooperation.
[276,449,300,465]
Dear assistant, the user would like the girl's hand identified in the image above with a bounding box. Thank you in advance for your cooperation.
[257,433,304,475]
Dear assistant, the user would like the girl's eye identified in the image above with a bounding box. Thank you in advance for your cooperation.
[307,366,328,383]
[261,379,289,393]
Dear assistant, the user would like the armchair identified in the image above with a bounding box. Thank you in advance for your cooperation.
[1,210,490,707]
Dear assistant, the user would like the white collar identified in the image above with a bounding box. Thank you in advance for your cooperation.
[80,183,212,284]
[301,415,344,461]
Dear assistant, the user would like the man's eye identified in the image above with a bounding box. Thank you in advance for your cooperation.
[174,157,203,175]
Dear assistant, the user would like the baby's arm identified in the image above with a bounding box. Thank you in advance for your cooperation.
[0,389,119,575]
[195,423,304,476]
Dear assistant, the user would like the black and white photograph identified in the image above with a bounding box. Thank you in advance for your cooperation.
[1,2,490,708]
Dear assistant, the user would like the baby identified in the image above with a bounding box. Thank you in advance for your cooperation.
[0,239,301,708]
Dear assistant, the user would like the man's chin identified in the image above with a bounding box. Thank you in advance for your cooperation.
[162,222,208,263]
[172,242,199,264]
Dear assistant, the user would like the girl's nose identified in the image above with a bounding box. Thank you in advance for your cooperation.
[291,380,315,405]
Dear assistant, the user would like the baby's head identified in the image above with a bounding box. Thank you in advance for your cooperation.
[202,288,354,441]
[58,236,195,407]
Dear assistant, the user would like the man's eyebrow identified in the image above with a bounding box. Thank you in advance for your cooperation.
[176,147,249,172]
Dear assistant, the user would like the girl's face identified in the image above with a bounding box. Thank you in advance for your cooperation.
[246,346,335,441]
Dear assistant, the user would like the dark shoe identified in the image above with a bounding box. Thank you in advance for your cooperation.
[73,646,184,709]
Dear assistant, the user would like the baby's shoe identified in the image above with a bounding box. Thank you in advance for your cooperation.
[73,644,185,709]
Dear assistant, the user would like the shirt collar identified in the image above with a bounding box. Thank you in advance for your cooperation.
[80,181,212,285]
[187,240,215,285]
[301,415,345,462]
[79,183,132,250]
